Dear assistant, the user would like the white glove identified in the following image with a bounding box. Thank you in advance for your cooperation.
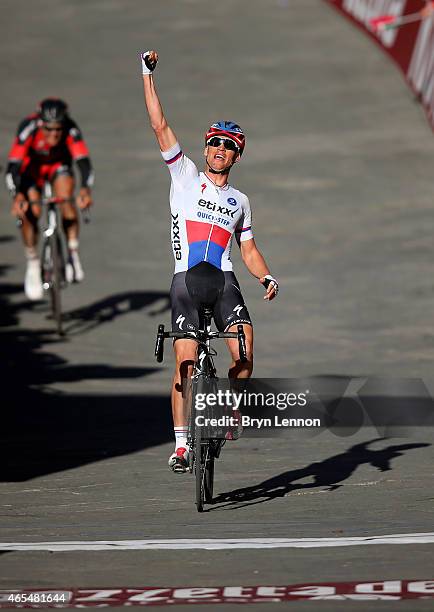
[140,51,157,75]
[262,274,279,297]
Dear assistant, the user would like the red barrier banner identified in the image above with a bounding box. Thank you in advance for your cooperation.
[1,580,434,607]
[324,0,434,130]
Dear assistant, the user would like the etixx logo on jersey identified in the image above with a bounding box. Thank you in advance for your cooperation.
[172,213,182,261]
[227,197,237,206]
[198,199,238,218]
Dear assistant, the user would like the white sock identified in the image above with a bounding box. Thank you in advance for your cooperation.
[174,426,188,451]
[25,246,38,261]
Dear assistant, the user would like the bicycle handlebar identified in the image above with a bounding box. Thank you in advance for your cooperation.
[155,324,248,363]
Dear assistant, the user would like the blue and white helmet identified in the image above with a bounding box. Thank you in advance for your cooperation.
[205,121,246,155]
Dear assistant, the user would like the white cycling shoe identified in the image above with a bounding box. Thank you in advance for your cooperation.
[66,250,84,283]
[24,259,43,301]
[168,447,189,473]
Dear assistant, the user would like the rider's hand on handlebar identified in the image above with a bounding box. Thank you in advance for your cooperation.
[11,194,28,218]
[260,275,279,301]
[141,50,158,75]
[77,187,92,209]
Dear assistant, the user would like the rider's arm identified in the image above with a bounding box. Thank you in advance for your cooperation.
[6,118,34,216]
[236,195,278,300]
[240,238,271,279]
[5,118,34,196]
[66,121,94,208]
[141,51,177,152]
[141,51,198,186]
[240,239,278,301]
[5,160,22,196]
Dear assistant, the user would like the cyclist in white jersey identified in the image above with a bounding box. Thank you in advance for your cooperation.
[141,50,279,472]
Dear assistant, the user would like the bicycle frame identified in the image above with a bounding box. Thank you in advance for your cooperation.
[15,182,88,335]
[155,312,247,512]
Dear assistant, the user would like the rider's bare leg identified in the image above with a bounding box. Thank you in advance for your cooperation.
[226,324,254,379]
[52,175,78,242]
[169,338,197,468]
[20,188,43,300]
[172,338,197,426]
[53,174,84,281]
[20,188,41,253]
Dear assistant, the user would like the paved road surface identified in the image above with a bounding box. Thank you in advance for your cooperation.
[1,1,434,610]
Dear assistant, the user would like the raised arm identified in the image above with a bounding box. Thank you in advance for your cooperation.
[141,51,177,152]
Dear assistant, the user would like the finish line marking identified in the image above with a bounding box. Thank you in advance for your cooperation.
[1,533,434,551]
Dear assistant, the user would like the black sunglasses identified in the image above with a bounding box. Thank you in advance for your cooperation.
[207,136,239,152]
[43,125,63,132]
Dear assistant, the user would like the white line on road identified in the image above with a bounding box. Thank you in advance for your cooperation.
[1,533,434,551]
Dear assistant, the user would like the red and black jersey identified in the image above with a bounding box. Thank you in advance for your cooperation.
[5,113,94,194]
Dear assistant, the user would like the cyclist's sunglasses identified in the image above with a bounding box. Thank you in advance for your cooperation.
[43,124,63,132]
[206,136,239,152]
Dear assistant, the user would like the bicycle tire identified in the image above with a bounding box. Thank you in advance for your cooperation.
[194,411,204,512]
[50,235,63,336]
[204,449,214,503]
[193,375,219,510]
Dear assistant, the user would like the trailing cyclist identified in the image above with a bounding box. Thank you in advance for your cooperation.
[140,50,279,473]
[5,98,94,300]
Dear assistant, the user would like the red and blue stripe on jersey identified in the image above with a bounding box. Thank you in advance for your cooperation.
[186,220,231,269]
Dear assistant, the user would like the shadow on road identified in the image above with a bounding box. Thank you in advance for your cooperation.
[212,438,430,511]
[0,234,15,244]
[63,291,171,335]
[1,266,173,483]
[1,389,173,482]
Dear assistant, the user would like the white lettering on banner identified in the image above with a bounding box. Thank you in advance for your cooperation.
[408,581,434,593]
[407,15,434,124]
[222,587,254,597]
[356,581,402,593]
[126,589,171,602]
[173,588,220,599]
[288,586,336,596]
[2,582,434,606]
[73,590,122,602]
[256,586,287,597]
[342,0,405,46]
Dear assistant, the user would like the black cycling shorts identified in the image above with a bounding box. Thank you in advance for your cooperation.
[19,162,74,194]
[170,261,252,333]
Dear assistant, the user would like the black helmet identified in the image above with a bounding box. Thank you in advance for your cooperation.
[38,98,68,123]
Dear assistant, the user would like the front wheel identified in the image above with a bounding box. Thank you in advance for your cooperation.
[194,418,204,512]
[42,235,63,336]
[192,375,218,511]
[204,451,214,503]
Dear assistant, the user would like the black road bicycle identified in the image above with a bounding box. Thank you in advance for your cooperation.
[155,308,247,512]
[18,182,88,336]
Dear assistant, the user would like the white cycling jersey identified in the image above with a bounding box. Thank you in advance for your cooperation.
[162,142,254,273]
